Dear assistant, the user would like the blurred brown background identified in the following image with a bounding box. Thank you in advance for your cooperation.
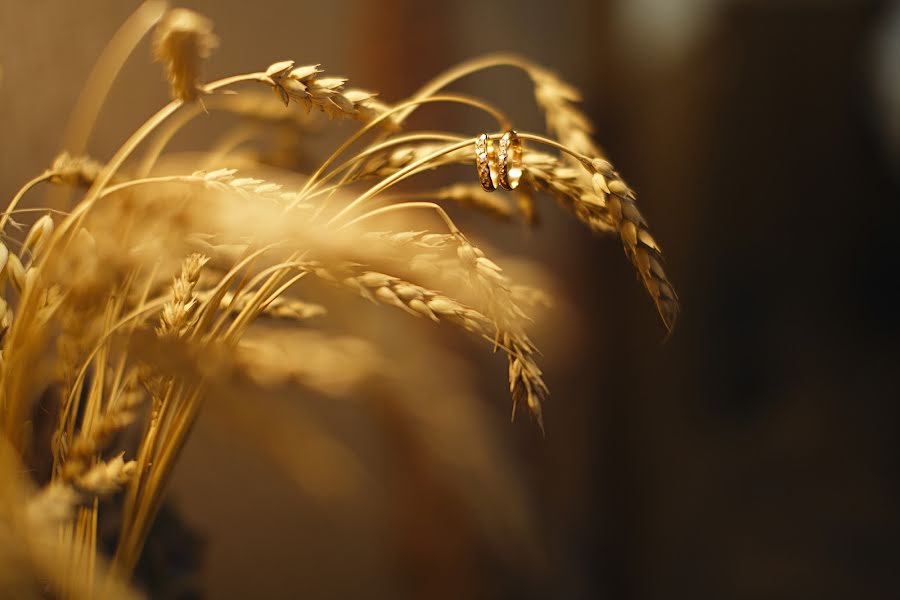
[3,0,900,598]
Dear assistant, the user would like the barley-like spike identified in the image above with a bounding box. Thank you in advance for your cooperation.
[266,60,394,125]
[455,238,545,428]
[30,454,137,527]
[588,162,680,331]
[309,261,547,425]
[522,151,616,233]
[525,151,678,329]
[529,65,603,159]
[191,169,317,210]
[157,253,209,339]
[527,65,680,330]
[152,8,218,101]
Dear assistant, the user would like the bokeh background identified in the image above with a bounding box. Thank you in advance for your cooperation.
[2,0,900,598]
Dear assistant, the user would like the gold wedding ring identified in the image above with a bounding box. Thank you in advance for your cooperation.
[497,130,522,191]
[475,133,499,192]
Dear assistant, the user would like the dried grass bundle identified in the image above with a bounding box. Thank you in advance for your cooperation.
[0,3,678,596]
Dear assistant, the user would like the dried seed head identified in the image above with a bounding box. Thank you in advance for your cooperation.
[152,9,218,101]
[73,453,136,496]
[157,253,209,338]
[265,60,393,124]
[49,152,105,187]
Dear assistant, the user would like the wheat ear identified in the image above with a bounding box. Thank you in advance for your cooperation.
[152,8,218,102]
[586,159,680,330]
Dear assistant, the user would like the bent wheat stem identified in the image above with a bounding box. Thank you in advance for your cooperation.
[340,202,461,234]
[329,138,475,224]
[398,53,538,122]
[1,172,54,233]
[294,94,508,211]
[304,132,465,197]
[61,1,169,157]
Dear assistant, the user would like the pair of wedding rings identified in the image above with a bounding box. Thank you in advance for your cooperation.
[475,130,523,192]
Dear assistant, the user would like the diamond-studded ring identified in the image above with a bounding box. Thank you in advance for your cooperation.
[475,133,499,192]
[497,130,523,191]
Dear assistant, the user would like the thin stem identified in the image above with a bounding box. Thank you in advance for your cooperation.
[259,271,309,313]
[95,73,269,195]
[1,172,53,232]
[339,201,460,234]
[304,131,465,199]
[136,103,207,177]
[290,94,507,211]
[325,131,596,228]
[396,53,536,123]
[0,207,71,219]
[94,175,186,197]
[328,138,475,225]
[190,245,283,337]
[221,257,307,342]
[205,257,306,342]
[61,1,168,156]
[62,297,170,415]
[58,71,271,243]
[517,132,591,165]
